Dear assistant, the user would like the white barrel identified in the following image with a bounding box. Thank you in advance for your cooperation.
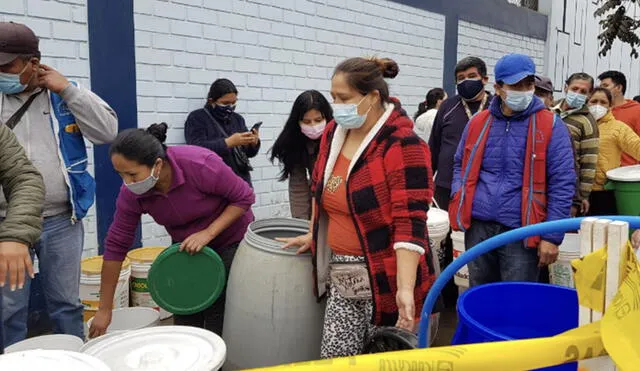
[81,326,225,371]
[86,307,160,336]
[0,350,111,371]
[451,231,469,293]
[80,256,131,323]
[5,334,84,353]
[127,247,171,320]
[549,233,580,288]
[223,218,325,370]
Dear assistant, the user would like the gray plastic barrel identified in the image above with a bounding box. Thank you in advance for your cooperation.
[223,218,325,370]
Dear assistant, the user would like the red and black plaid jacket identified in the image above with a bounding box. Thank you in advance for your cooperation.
[310,105,436,326]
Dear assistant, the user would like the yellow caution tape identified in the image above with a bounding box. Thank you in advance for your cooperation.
[245,243,640,371]
[600,243,640,370]
[246,322,605,371]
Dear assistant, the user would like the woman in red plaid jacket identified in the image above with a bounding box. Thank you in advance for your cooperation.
[280,57,436,358]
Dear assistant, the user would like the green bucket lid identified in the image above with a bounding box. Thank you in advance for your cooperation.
[148,244,226,315]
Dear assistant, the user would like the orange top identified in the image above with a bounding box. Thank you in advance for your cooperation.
[322,154,362,256]
[612,99,640,165]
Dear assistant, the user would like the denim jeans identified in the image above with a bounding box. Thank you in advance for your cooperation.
[1,213,84,346]
[465,219,539,287]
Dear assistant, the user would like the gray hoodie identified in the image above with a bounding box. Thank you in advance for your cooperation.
[0,83,118,217]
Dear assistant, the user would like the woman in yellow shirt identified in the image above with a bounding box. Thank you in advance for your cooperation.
[587,87,640,215]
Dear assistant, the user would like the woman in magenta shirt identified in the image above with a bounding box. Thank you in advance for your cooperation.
[89,123,255,338]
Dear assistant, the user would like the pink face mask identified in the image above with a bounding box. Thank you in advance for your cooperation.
[299,121,326,140]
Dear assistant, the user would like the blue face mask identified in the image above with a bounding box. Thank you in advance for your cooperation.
[0,71,28,95]
[504,89,534,112]
[332,96,371,129]
[565,91,587,109]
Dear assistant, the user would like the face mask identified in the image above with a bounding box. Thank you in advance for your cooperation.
[213,103,236,117]
[125,164,159,195]
[588,104,608,121]
[503,89,534,112]
[332,96,370,130]
[456,79,484,100]
[565,91,587,109]
[300,121,326,140]
[0,63,31,95]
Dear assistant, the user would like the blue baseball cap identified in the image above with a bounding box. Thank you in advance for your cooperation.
[495,53,536,85]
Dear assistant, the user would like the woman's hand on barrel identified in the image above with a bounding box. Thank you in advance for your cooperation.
[180,229,215,255]
[395,287,416,332]
[276,232,312,254]
[89,308,112,339]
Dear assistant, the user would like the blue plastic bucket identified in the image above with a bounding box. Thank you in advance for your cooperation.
[452,282,578,371]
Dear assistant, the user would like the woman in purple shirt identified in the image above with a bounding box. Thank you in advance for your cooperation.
[88,123,255,338]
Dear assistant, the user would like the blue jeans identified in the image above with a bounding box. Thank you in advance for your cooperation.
[465,219,539,287]
[1,213,84,346]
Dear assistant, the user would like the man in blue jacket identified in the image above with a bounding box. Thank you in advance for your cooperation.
[450,54,576,286]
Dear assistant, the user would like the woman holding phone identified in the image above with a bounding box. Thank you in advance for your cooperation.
[184,78,260,186]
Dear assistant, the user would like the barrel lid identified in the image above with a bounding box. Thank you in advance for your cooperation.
[126,247,166,263]
[607,165,640,182]
[0,350,111,371]
[82,256,131,274]
[81,326,226,371]
[147,244,225,315]
[5,334,84,353]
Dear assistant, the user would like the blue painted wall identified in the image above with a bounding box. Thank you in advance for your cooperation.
[87,0,141,253]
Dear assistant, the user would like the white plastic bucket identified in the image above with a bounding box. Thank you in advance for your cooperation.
[127,247,171,320]
[80,256,131,323]
[81,326,226,371]
[451,231,469,293]
[4,334,84,353]
[0,350,111,371]
[549,233,580,288]
[86,307,160,335]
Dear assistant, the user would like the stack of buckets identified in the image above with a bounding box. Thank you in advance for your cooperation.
[451,231,469,294]
[79,246,171,326]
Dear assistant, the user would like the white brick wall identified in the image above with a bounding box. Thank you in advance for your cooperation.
[458,20,546,92]
[0,0,99,258]
[134,0,445,246]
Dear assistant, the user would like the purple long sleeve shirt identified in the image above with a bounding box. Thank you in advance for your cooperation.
[103,145,255,261]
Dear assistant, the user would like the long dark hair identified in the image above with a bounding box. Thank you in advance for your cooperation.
[110,123,168,166]
[270,90,333,181]
[414,88,446,120]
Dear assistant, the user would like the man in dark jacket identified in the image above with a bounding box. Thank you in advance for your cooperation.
[428,56,491,306]
[450,54,576,286]
[0,123,46,353]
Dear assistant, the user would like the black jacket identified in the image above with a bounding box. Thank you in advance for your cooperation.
[184,105,260,185]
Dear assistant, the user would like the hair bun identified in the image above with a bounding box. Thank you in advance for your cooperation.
[146,122,168,144]
[372,57,399,79]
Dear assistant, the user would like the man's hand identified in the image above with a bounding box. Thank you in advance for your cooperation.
[38,64,71,94]
[631,230,640,250]
[0,241,34,291]
[581,199,590,215]
[538,240,559,267]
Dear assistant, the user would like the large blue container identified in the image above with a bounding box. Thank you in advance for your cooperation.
[452,282,578,371]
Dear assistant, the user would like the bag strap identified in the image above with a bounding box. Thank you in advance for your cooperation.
[5,89,45,130]
[201,108,230,138]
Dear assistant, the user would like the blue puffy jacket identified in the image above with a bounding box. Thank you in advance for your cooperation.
[451,96,576,245]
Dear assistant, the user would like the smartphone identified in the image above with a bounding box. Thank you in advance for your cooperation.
[251,121,263,132]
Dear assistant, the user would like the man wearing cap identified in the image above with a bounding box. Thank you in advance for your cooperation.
[449,54,576,286]
[534,75,555,108]
[552,73,599,217]
[0,22,118,343]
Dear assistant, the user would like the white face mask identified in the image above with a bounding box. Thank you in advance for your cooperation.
[588,104,608,121]
[125,163,159,195]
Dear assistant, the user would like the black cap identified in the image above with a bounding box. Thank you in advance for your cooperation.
[535,75,554,93]
[0,22,40,65]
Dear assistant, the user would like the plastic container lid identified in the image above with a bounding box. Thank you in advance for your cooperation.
[0,350,111,371]
[81,325,226,371]
[4,334,84,353]
[82,256,131,275]
[147,244,226,315]
[606,165,640,182]
[127,247,166,263]
[86,307,160,334]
